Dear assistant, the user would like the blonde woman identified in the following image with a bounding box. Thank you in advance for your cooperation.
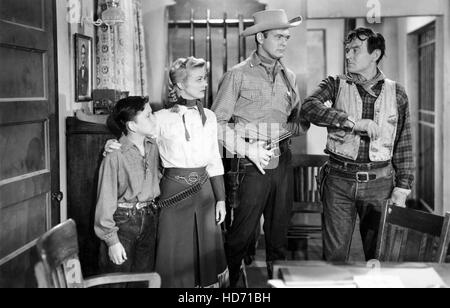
[105,57,228,288]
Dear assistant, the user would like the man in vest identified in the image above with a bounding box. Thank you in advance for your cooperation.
[300,27,414,261]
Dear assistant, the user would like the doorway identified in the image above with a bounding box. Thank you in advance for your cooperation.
[416,22,436,211]
[0,0,60,287]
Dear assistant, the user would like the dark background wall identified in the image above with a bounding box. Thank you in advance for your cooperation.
[168,0,265,104]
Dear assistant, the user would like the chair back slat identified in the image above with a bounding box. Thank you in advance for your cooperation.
[292,155,328,204]
[310,168,316,202]
[315,167,321,201]
[289,155,328,259]
[299,168,305,201]
[376,203,450,263]
[427,235,440,262]
[54,267,67,288]
[399,228,411,262]
[304,168,308,202]
[416,233,429,262]
[35,262,49,288]
[403,230,425,261]
[390,228,405,262]
[294,168,320,203]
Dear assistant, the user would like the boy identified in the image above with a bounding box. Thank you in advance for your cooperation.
[94,96,160,287]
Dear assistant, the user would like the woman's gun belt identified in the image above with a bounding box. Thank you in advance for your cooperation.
[156,173,209,209]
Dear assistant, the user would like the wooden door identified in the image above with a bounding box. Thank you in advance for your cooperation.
[0,0,60,287]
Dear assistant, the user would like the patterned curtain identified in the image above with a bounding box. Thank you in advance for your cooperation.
[96,0,148,96]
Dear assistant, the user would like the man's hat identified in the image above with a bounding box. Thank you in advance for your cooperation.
[241,9,302,37]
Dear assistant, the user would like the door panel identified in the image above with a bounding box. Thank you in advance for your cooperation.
[0,46,46,100]
[0,173,51,208]
[0,101,50,123]
[0,121,48,181]
[0,194,48,259]
[0,244,39,288]
[0,0,45,29]
[0,0,59,287]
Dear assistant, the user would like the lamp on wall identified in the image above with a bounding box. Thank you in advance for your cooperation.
[87,0,125,27]
[84,0,126,113]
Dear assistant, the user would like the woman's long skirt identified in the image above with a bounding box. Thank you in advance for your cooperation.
[155,168,229,288]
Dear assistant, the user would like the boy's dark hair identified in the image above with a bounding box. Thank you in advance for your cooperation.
[345,27,386,64]
[111,96,149,136]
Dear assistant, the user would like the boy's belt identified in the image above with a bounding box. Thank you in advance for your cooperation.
[117,200,157,210]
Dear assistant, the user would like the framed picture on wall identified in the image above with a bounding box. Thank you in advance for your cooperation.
[74,34,93,102]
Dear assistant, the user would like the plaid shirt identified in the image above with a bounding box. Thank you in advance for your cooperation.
[301,76,414,190]
[212,51,300,157]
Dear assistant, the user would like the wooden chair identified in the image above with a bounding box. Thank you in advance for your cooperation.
[288,154,328,260]
[376,203,450,263]
[34,219,161,288]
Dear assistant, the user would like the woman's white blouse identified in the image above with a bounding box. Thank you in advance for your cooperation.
[154,105,224,177]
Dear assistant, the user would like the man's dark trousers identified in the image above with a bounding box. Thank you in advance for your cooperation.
[226,148,293,285]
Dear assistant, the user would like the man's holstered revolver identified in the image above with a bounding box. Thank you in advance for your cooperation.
[225,158,246,209]
[316,161,329,200]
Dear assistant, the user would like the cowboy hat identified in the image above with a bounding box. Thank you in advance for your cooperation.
[242,9,302,37]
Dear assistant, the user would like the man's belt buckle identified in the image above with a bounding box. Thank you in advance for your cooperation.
[356,172,370,183]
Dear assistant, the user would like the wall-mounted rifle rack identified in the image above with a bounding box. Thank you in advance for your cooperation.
[168,9,254,107]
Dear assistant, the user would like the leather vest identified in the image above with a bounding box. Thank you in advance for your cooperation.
[326,78,398,161]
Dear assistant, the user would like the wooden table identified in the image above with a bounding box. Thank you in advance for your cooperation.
[270,261,450,288]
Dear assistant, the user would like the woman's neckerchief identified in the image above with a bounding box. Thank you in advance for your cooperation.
[341,69,386,97]
[171,97,207,141]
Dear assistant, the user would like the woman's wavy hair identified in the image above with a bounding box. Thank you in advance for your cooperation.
[166,57,206,108]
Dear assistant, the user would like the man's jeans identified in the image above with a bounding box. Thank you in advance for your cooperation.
[322,165,394,262]
[99,207,158,287]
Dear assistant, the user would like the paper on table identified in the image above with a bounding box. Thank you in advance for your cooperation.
[279,266,356,288]
[268,279,357,288]
[354,274,405,288]
[381,268,447,288]
[355,267,447,288]
[277,266,447,288]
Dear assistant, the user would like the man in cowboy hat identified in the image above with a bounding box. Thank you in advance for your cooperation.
[212,9,304,287]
